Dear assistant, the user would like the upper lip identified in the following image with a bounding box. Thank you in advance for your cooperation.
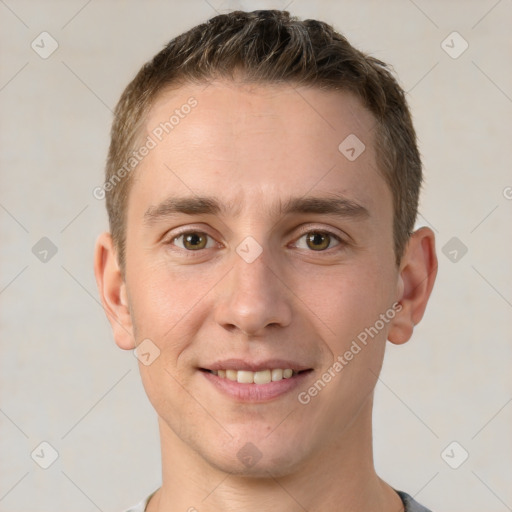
[201,358,313,372]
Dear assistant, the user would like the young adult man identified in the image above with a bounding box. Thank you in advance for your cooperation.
[94,10,437,512]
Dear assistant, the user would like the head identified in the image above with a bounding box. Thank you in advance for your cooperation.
[95,10,437,478]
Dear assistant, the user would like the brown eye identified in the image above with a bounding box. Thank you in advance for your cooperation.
[174,232,211,251]
[294,231,341,252]
[306,232,331,251]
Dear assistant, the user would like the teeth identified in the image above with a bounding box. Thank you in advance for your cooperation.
[253,370,271,384]
[226,369,237,381]
[237,370,255,384]
[271,368,283,381]
[210,368,298,384]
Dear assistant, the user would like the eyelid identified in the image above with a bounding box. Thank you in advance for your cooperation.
[292,224,348,242]
[162,224,217,240]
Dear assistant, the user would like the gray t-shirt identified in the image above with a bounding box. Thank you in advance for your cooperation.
[123,489,432,511]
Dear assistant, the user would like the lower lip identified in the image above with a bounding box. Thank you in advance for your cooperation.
[200,370,313,402]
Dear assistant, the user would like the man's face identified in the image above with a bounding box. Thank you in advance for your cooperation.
[122,81,401,475]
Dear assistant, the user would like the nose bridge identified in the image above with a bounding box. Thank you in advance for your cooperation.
[214,245,292,336]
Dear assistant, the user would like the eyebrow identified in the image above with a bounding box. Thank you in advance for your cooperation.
[143,194,370,225]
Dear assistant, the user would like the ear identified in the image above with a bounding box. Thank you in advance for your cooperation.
[388,227,438,345]
[94,232,135,350]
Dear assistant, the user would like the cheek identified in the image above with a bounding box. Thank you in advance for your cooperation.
[125,260,223,381]
[307,262,395,342]
[305,267,395,416]
[127,266,205,419]
[127,261,203,333]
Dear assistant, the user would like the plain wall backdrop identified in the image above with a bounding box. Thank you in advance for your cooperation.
[1,0,511,511]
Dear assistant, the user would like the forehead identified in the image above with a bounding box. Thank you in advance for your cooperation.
[132,80,389,220]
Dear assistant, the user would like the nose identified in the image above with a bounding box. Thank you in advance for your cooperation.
[214,249,293,338]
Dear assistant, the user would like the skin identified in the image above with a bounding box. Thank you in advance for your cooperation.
[95,81,437,512]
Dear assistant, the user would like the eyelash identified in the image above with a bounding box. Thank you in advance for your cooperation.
[166,227,346,255]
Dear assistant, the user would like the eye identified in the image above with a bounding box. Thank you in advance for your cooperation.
[171,231,216,251]
[294,231,342,252]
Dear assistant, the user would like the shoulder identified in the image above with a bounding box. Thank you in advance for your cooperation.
[396,490,433,512]
[121,490,157,512]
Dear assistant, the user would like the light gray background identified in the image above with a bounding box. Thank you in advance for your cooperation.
[1,0,511,511]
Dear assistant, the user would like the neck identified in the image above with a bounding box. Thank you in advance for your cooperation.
[148,396,402,512]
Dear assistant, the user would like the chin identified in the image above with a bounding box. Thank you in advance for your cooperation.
[200,435,309,479]
[207,452,303,479]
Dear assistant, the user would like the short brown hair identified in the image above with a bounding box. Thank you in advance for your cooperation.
[104,10,422,271]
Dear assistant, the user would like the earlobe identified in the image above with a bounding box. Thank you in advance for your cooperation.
[388,227,438,345]
[94,232,135,350]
